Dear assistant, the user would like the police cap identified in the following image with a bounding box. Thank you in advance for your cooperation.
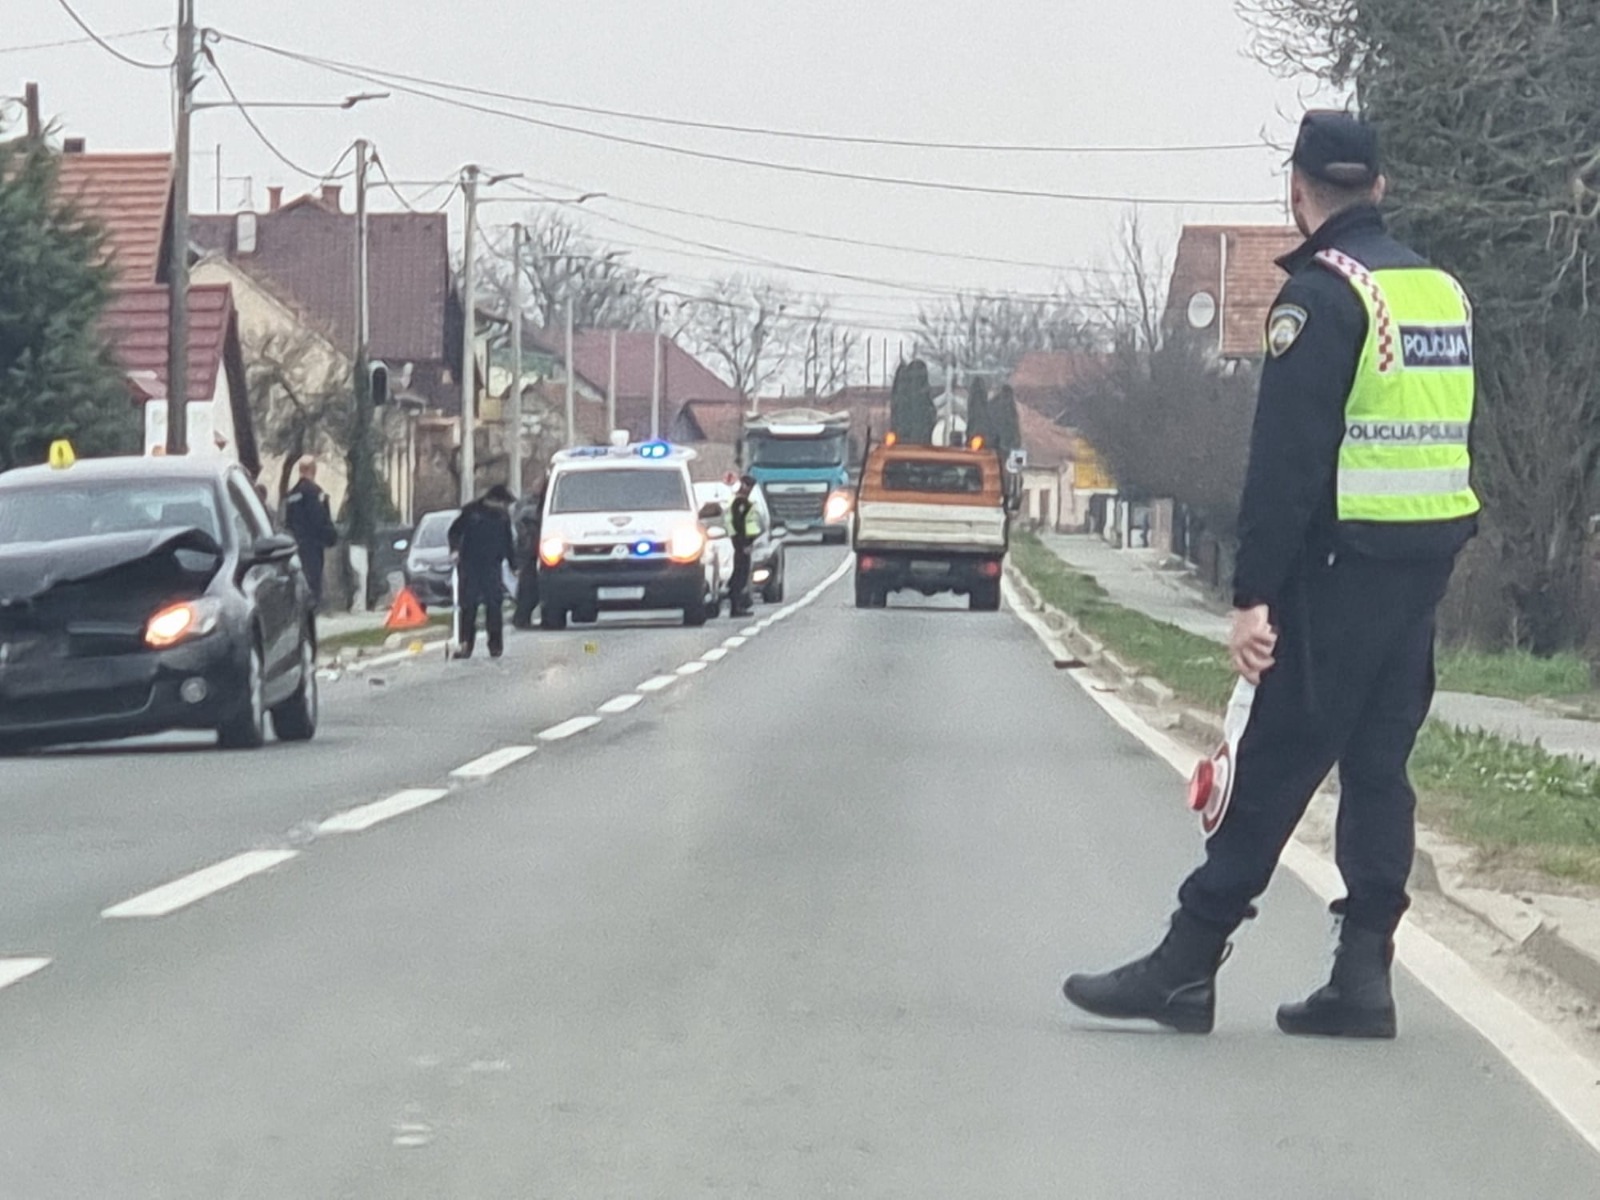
[1292,111,1380,188]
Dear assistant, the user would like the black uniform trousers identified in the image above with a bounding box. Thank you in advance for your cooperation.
[512,566,540,626]
[729,541,754,613]
[458,576,504,655]
[1178,552,1455,938]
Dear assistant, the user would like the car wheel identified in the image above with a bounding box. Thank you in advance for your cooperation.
[540,606,568,631]
[218,642,267,750]
[763,566,785,604]
[270,629,319,742]
[683,597,708,627]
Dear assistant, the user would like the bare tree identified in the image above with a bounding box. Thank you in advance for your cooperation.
[791,297,860,397]
[914,289,1089,375]
[679,275,798,400]
[245,327,353,501]
[477,211,661,332]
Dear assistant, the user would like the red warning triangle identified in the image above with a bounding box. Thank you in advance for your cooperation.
[384,587,429,630]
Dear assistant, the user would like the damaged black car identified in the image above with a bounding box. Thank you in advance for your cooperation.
[0,456,318,751]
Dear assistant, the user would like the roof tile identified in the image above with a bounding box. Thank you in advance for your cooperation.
[54,151,173,285]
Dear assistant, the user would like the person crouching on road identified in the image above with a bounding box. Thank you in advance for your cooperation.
[728,474,760,617]
[1062,111,1479,1041]
[448,484,516,659]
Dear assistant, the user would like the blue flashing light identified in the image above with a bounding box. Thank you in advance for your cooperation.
[636,441,671,459]
[633,540,653,557]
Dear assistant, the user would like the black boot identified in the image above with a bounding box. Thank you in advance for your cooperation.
[1062,910,1233,1034]
[1276,922,1396,1039]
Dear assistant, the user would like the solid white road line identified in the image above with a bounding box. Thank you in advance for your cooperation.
[450,746,537,780]
[539,716,602,741]
[598,694,644,715]
[676,661,709,676]
[0,958,50,992]
[701,647,729,662]
[1001,574,1600,1159]
[723,636,748,649]
[102,850,300,919]
[319,788,450,835]
[638,675,677,693]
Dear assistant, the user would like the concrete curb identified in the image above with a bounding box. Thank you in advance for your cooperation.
[1008,560,1600,1008]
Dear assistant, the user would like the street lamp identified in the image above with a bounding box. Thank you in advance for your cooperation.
[191,91,390,113]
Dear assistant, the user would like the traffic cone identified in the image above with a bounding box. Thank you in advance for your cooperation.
[384,587,428,630]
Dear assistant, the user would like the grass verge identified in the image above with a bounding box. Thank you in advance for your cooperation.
[1434,647,1593,704]
[1011,533,1600,886]
[320,613,451,654]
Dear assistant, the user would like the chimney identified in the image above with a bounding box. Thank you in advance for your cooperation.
[267,186,284,212]
[62,137,86,154]
[321,184,343,212]
[23,83,40,140]
[235,211,258,256]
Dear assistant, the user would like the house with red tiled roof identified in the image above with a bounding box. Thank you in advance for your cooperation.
[1009,350,1108,423]
[55,148,173,284]
[48,143,257,473]
[525,328,741,443]
[101,284,259,474]
[1163,224,1302,360]
[192,188,459,414]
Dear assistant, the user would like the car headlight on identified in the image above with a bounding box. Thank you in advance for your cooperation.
[145,598,224,649]
[824,491,853,523]
[668,524,707,563]
[752,568,772,583]
[539,535,567,567]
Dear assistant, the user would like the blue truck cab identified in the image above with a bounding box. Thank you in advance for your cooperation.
[742,409,854,544]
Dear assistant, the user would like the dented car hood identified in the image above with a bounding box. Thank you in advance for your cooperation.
[0,528,225,605]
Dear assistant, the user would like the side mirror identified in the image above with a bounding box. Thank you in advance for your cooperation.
[251,532,299,564]
[697,502,723,521]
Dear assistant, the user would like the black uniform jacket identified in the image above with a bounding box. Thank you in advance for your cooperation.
[1231,206,1478,611]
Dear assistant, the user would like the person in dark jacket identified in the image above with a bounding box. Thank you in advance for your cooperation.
[448,484,516,659]
[727,475,760,617]
[510,480,546,631]
[1063,112,1479,1041]
[282,456,338,606]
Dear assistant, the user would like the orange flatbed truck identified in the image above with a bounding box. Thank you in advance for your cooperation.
[851,439,1011,611]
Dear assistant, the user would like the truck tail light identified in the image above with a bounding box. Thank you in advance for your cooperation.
[978,560,1002,579]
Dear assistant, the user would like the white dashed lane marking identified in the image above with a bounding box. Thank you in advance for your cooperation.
[598,694,643,715]
[319,788,451,835]
[723,636,747,649]
[676,662,709,677]
[102,850,300,919]
[701,647,729,662]
[0,959,50,992]
[740,625,762,637]
[450,746,537,780]
[540,716,603,741]
[638,676,677,693]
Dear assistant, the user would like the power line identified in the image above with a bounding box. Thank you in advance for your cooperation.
[370,153,457,213]
[216,31,1281,209]
[204,36,1262,158]
[202,47,355,182]
[0,25,166,55]
[50,1,171,70]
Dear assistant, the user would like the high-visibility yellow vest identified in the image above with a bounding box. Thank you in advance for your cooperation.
[1316,249,1481,524]
[729,498,759,540]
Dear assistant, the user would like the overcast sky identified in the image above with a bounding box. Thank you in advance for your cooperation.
[7,0,1329,343]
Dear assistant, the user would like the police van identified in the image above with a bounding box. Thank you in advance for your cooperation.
[535,435,725,630]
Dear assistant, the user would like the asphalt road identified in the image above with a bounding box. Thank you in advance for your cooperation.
[1,544,1597,1197]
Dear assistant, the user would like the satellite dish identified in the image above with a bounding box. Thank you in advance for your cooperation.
[1187,291,1218,330]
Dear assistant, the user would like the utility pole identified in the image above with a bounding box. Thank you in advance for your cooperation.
[564,294,576,449]
[459,165,480,505]
[651,304,663,440]
[508,222,524,497]
[607,328,618,436]
[166,0,196,455]
[345,137,376,609]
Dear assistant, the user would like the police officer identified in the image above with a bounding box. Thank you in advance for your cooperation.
[510,479,546,631]
[448,484,516,659]
[282,455,338,607]
[727,475,760,617]
[1063,111,1479,1040]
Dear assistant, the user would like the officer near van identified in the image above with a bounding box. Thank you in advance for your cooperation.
[1063,111,1479,1040]
[727,474,760,617]
[448,484,516,659]
[282,455,338,607]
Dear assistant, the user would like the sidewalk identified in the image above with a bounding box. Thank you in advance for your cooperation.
[1039,533,1600,764]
